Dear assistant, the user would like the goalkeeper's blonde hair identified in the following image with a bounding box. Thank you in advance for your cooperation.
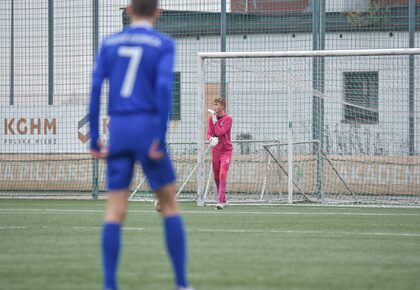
[213,97,226,109]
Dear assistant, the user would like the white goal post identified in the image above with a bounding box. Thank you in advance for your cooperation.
[197,48,420,207]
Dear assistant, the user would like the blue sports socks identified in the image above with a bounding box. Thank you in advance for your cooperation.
[102,223,121,290]
[102,217,188,289]
[164,215,188,288]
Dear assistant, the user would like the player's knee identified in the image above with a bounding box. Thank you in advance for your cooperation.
[155,183,179,216]
[159,199,179,217]
[159,198,177,212]
[106,208,127,223]
[220,172,227,181]
[117,211,127,222]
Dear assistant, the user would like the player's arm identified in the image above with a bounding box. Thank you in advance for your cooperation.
[154,40,175,149]
[207,117,219,147]
[89,42,107,155]
[212,116,232,137]
[207,117,214,139]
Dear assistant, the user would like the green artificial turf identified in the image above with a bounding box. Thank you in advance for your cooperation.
[0,199,419,290]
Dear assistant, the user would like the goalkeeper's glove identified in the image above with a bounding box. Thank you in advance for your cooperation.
[207,109,217,124]
[209,136,219,147]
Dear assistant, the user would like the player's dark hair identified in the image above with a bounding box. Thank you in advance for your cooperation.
[131,0,158,17]
[214,97,226,109]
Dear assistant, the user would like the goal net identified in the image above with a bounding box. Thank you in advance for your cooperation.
[196,49,420,207]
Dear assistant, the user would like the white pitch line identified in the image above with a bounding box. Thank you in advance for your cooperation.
[181,210,420,217]
[71,226,145,231]
[1,224,419,238]
[0,226,28,230]
[193,228,420,238]
[0,225,145,231]
[0,208,103,213]
[0,208,420,217]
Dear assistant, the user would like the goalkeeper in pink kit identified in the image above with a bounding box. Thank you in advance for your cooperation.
[207,97,233,210]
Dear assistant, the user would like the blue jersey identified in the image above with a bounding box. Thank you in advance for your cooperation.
[89,22,175,150]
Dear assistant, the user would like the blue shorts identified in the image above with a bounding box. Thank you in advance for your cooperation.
[106,114,176,191]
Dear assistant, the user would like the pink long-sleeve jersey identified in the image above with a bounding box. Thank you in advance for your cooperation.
[207,114,233,153]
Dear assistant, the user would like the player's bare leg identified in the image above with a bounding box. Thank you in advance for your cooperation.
[105,190,129,223]
[155,183,179,216]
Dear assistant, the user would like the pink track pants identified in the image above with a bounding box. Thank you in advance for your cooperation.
[212,152,231,204]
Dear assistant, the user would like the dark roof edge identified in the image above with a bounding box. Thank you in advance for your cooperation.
[148,6,420,38]
[157,5,420,37]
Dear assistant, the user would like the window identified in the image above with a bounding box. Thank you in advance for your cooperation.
[343,71,379,124]
[171,72,181,121]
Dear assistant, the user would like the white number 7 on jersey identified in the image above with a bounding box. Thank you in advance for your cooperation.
[118,46,143,98]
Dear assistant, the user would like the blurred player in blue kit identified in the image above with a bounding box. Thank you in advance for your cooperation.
[88,1,193,289]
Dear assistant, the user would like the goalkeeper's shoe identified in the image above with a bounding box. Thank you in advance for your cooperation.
[154,199,162,212]
[216,203,226,210]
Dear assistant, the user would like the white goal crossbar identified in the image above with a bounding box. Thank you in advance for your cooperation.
[198,48,420,59]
